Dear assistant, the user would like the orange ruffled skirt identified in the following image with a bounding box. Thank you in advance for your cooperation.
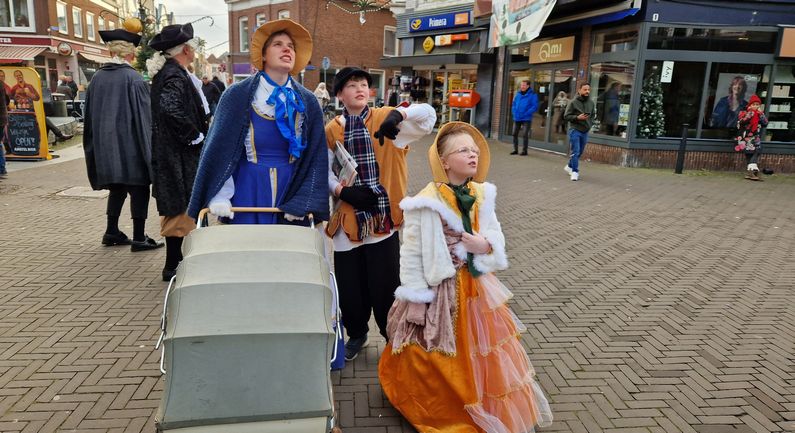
[379,271,553,433]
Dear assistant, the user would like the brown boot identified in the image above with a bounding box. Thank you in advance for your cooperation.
[749,169,761,181]
[744,170,753,180]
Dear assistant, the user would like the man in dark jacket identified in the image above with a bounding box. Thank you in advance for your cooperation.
[563,82,595,181]
[211,76,225,94]
[510,80,538,155]
[149,22,209,281]
[200,76,221,114]
[83,28,163,251]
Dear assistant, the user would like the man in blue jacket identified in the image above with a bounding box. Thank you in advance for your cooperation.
[510,80,538,155]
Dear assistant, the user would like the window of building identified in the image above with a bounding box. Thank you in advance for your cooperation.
[108,20,115,30]
[256,13,266,27]
[86,12,95,41]
[592,25,639,54]
[647,27,777,54]
[763,65,795,143]
[72,7,82,37]
[239,16,249,53]
[701,63,770,140]
[639,61,707,138]
[589,62,635,138]
[56,1,68,34]
[383,26,397,56]
[0,0,34,30]
[98,16,104,31]
[277,9,289,19]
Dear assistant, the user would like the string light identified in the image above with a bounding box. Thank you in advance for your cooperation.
[325,0,392,25]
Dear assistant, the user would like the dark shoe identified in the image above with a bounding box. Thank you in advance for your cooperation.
[56,134,74,142]
[520,151,528,156]
[102,231,132,246]
[162,267,177,282]
[344,335,369,361]
[131,235,165,252]
[509,150,518,155]
[744,170,753,180]
[750,169,762,181]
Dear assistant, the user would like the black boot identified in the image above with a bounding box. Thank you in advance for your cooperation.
[163,236,183,281]
[510,144,518,155]
[520,143,528,156]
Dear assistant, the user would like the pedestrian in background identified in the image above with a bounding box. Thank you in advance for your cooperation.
[325,67,435,361]
[552,90,569,133]
[734,94,768,181]
[379,122,553,433]
[314,82,330,109]
[563,82,595,181]
[211,76,225,94]
[510,79,537,155]
[201,76,221,115]
[83,28,163,252]
[147,23,208,281]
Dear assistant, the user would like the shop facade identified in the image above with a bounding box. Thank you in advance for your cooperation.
[382,2,495,132]
[498,0,795,172]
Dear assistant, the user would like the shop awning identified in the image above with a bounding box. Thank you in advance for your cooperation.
[380,52,495,68]
[0,45,48,63]
[78,52,112,64]
[544,0,640,33]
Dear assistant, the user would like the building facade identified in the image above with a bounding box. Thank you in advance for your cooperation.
[225,0,398,105]
[494,0,795,172]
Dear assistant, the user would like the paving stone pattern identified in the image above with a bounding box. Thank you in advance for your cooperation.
[0,139,793,433]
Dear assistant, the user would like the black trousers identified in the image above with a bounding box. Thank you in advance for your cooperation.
[334,232,400,340]
[45,117,65,138]
[107,184,150,220]
[513,121,531,150]
[745,147,762,165]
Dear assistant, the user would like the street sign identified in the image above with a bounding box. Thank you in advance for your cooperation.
[321,56,330,70]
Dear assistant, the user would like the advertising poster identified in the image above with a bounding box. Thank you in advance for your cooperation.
[1,67,50,160]
[710,73,760,128]
[489,0,557,48]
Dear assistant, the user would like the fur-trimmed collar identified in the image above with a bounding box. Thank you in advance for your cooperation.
[399,181,497,233]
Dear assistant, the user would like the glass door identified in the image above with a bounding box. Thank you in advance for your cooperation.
[550,68,576,151]
[530,69,552,143]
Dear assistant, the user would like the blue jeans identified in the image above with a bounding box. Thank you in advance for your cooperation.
[0,140,6,175]
[567,128,588,173]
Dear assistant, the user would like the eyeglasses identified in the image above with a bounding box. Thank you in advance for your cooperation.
[445,146,480,157]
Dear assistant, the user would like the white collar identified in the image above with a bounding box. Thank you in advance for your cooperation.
[253,74,293,116]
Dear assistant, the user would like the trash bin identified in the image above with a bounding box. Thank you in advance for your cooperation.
[51,93,68,117]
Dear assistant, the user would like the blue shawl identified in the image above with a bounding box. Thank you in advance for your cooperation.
[187,75,329,222]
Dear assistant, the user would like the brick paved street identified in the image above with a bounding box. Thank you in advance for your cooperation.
[1,138,794,433]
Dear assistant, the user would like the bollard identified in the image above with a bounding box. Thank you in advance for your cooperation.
[674,123,689,174]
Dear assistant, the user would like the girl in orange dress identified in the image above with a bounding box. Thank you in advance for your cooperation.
[379,122,553,433]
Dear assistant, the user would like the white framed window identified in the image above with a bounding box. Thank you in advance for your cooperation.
[86,12,95,41]
[277,9,289,19]
[56,1,68,34]
[256,13,266,27]
[108,20,115,30]
[383,26,397,57]
[72,7,82,37]
[98,16,104,31]
[0,0,35,31]
[239,16,249,53]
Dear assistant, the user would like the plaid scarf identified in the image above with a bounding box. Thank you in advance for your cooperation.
[344,105,392,239]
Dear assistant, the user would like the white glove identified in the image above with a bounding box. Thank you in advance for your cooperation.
[284,213,305,222]
[209,199,234,218]
[190,132,205,145]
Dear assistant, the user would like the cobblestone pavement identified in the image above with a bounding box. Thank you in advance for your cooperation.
[1,139,793,433]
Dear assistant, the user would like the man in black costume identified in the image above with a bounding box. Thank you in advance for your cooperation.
[83,28,163,252]
[147,23,209,281]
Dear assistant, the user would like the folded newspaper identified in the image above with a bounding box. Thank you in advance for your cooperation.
[332,140,358,186]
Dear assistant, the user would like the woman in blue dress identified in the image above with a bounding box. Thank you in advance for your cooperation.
[188,19,328,225]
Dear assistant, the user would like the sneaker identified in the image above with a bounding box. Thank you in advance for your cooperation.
[344,335,369,361]
[564,165,573,175]
[570,171,579,181]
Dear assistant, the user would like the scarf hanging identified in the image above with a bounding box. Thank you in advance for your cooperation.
[449,181,481,278]
[343,105,392,239]
[259,71,306,159]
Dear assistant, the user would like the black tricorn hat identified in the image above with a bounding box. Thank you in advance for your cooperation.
[149,23,194,52]
[333,67,372,95]
[98,29,142,46]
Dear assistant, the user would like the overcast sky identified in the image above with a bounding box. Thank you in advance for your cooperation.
[165,0,229,56]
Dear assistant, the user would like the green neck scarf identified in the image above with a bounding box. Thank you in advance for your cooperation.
[449,181,481,277]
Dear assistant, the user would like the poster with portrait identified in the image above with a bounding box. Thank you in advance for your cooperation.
[1,67,50,160]
[709,73,760,128]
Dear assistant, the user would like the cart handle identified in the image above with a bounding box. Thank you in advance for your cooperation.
[155,274,176,375]
[329,271,343,365]
[197,207,315,229]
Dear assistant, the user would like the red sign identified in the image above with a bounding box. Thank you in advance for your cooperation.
[0,36,51,46]
[451,34,470,42]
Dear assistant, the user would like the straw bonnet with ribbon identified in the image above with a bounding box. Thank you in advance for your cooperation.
[428,122,491,184]
[250,19,313,75]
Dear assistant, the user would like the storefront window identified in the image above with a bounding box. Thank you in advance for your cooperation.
[589,62,635,138]
[639,61,706,138]
[701,63,769,140]
[592,25,639,54]
[648,27,776,54]
[764,65,795,143]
